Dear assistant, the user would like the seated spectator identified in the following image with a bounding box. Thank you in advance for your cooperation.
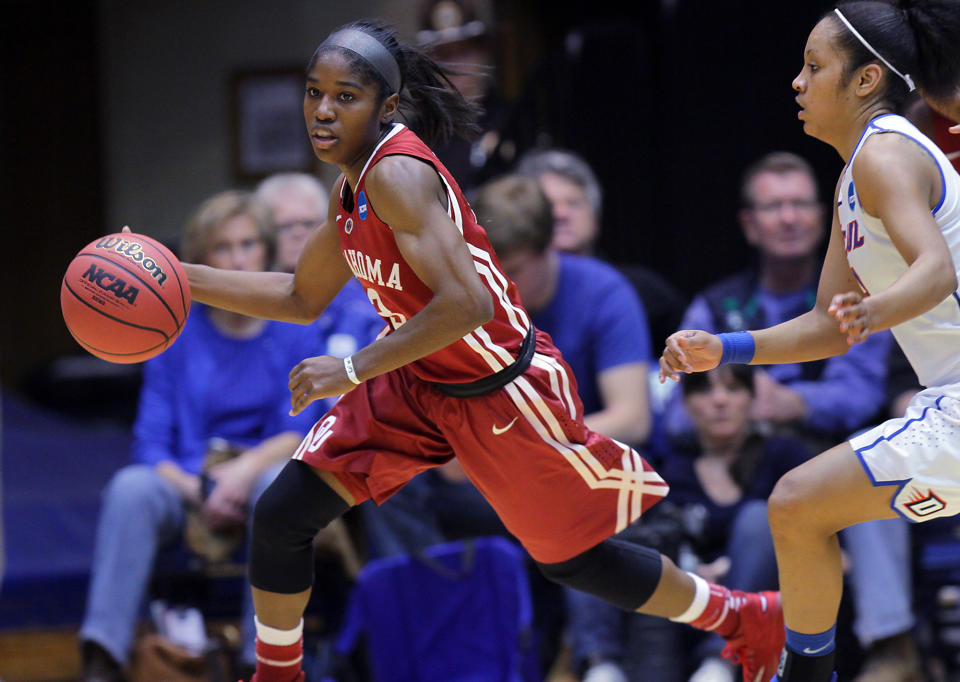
[477,174,653,446]
[254,172,384,362]
[515,147,687,348]
[659,364,810,682]
[78,190,327,682]
[476,174,672,682]
[666,151,892,452]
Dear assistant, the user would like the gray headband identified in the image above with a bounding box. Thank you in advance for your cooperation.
[322,28,402,94]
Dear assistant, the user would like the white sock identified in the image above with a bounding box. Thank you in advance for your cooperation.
[254,617,303,646]
[670,572,710,623]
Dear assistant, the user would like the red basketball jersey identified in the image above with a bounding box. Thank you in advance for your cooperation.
[336,124,531,384]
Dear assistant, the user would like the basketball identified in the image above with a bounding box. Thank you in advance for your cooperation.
[60,231,191,363]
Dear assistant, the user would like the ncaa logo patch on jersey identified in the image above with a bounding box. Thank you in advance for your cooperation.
[358,191,368,220]
[344,218,354,235]
[847,182,857,211]
[903,488,947,517]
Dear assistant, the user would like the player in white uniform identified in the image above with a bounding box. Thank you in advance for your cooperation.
[659,1,960,681]
[841,113,960,520]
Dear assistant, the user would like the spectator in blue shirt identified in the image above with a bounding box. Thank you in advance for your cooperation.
[475,174,669,682]
[255,172,384,379]
[665,151,891,449]
[479,174,653,444]
[515,147,687,352]
[78,190,328,682]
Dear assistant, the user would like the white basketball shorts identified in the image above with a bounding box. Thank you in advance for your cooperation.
[850,383,960,522]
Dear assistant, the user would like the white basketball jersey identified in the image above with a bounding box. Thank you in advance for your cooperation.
[839,114,960,387]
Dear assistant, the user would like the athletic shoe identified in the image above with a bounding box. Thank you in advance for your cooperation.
[721,591,784,682]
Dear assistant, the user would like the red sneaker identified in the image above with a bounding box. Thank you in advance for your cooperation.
[721,591,784,682]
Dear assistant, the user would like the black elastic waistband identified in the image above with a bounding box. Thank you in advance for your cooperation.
[432,327,536,398]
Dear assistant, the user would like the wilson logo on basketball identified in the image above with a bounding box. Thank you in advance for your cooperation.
[81,264,140,304]
[95,237,169,285]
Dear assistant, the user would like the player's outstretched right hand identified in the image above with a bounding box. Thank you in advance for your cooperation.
[658,330,722,383]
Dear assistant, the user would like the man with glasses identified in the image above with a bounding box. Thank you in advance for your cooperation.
[665,152,891,450]
[255,172,383,371]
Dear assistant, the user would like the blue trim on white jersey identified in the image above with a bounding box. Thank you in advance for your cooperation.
[853,114,946,215]
[855,395,946,455]
[856,113,897,155]
[849,455,914,521]
[933,161,947,215]
[853,395,947,520]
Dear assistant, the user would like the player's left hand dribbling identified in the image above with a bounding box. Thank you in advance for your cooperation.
[288,355,357,416]
[828,291,872,344]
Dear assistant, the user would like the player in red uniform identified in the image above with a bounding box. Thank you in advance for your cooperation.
[180,20,783,682]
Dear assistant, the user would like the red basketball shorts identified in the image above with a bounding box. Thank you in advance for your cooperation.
[293,331,669,563]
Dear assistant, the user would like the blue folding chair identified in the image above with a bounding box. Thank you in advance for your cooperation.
[325,536,539,682]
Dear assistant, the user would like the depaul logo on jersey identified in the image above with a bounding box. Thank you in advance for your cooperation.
[903,487,947,517]
[358,191,368,220]
[842,220,864,254]
[846,181,857,211]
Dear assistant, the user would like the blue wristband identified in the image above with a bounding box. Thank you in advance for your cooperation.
[718,331,755,365]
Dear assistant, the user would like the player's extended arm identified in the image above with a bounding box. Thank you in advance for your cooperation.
[660,179,857,382]
[181,182,353,323]
[827,133,957,341]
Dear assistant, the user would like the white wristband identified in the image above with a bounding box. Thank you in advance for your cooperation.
[344,355,361,385]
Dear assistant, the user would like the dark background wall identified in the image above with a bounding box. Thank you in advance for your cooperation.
[2,0,839,397]
[3,0,106,394]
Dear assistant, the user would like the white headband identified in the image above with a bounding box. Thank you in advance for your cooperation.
[833,8,916,92]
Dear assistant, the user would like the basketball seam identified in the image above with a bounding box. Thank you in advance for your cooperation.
[73,332,171,359]
[78,252,182,329]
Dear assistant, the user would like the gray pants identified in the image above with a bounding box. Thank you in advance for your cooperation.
[79,462,283,665]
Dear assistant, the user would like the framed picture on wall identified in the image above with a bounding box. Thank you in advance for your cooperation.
[231,68,314,180]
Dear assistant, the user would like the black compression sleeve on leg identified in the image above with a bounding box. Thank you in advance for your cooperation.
[535,537,663,611]
[248,459,351,594]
